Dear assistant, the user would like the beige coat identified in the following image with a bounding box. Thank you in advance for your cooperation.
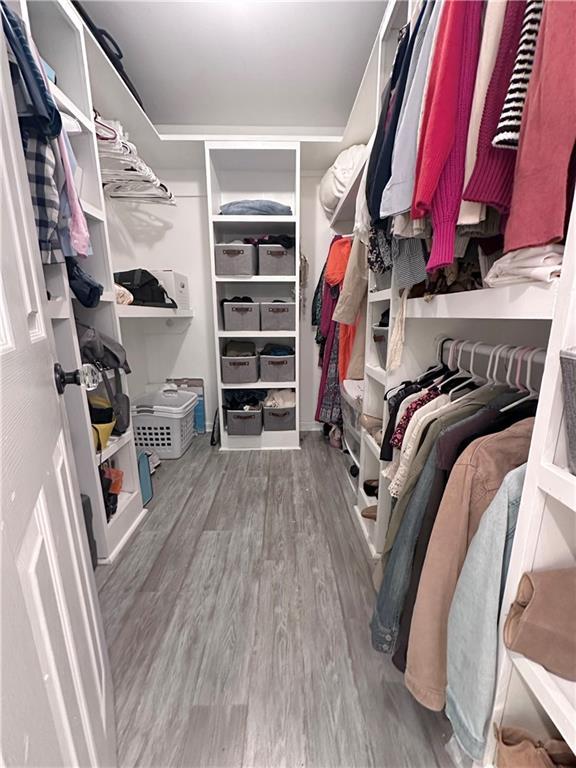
[405,418,534,710]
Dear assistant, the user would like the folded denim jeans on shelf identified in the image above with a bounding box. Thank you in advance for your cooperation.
[219,199,292,216]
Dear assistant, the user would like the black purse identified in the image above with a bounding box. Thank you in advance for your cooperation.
[71,2,145,110]
[114,269,178,308]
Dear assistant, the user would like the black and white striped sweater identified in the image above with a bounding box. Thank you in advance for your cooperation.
[492,0,544,149]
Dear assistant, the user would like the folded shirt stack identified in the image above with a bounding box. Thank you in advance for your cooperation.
[484,245,563,287]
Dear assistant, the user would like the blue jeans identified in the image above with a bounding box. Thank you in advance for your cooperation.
[371,444,438,653]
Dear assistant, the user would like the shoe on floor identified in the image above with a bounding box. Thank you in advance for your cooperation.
[362,505,377,521]
[363,479,379,498]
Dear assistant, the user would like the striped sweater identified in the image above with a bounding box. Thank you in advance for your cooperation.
[492,0,544,149]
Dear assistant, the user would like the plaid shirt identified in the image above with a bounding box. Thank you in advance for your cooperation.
[24,135,63,264]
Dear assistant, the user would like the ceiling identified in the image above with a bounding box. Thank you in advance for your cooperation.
[82,1,386,131]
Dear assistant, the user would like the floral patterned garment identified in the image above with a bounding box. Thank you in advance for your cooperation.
[390,387,441,449]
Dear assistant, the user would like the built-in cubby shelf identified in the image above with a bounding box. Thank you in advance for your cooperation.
[206,141,301,451]
[24,0,145,564]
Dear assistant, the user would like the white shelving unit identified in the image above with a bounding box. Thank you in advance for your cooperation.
[21,0,146,563]
[483,199,576,764]
[205,141,301,451]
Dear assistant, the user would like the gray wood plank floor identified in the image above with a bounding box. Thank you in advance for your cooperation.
[97,433,452,768]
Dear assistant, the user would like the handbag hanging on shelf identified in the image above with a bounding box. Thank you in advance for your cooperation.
[77,322,131,434]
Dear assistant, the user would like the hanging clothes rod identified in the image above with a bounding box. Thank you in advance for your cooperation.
[437,337,547,392]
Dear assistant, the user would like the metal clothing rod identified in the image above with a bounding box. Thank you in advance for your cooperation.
[437,338,547,393]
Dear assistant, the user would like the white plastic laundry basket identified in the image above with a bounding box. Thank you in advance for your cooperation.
[132,384,198,459]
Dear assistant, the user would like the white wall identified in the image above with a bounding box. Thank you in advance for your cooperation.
[105,167,333,433]
[299,173,334,429]
[105,170,218,428]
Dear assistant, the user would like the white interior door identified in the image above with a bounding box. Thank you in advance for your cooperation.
[0,36,116,768]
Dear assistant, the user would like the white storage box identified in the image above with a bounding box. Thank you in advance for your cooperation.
[132,385,198,459]
[150,270,190,310]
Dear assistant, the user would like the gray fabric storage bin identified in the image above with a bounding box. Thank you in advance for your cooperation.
[258,244,295,276]
[260,354,295,382]
[223,302,260,331]
[260,302,296,331]
[221,355,258,383]
[560,348,576,474]
[215,244,257,276]
[372,325,388,369]
[263,405,296,431]
[227,408,263,435]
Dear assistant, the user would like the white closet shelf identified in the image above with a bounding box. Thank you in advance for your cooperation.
[510,652,576,754]
[329,159,365,233]
[95,430,133,466]
[211,215,296,224]
[538,463,576,510]
[221,381,296,390]
[116,306,194,319]
[366,363,387,385]
[369,288,392,303]
[217,330,295,338]
[45,297,69,320]
[343,432,360,468]
[71,290,115,304]
[358,486,373,512]
[81,199,105,221]
[214,276,296,283]
[352,505,379,560]
[405,283,558,320]
[50,83,94,134]
[363,429,381,460]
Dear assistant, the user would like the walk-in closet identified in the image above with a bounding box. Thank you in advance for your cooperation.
[2,0,575,766]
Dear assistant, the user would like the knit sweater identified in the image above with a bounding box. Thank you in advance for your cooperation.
[425,0,484,273]
[492,0,544,149]
[463,0,526,214]
[505,1,576,252]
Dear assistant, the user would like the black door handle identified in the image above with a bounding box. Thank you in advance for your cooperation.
[54,363,82,395]
[54,363,102,395]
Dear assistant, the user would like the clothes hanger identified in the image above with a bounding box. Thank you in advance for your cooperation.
[417,336,452,384]
[500,347,540,412]
[490,344,514,387]
[438,340,467,391]
[448,341,483,400]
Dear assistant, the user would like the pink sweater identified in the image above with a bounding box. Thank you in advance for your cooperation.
[505,1,576,252]
[425,0,484,272]
[411,1,463,220]
[463,0,526,214]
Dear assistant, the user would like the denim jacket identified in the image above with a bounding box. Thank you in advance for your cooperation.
[445,464,526,760]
